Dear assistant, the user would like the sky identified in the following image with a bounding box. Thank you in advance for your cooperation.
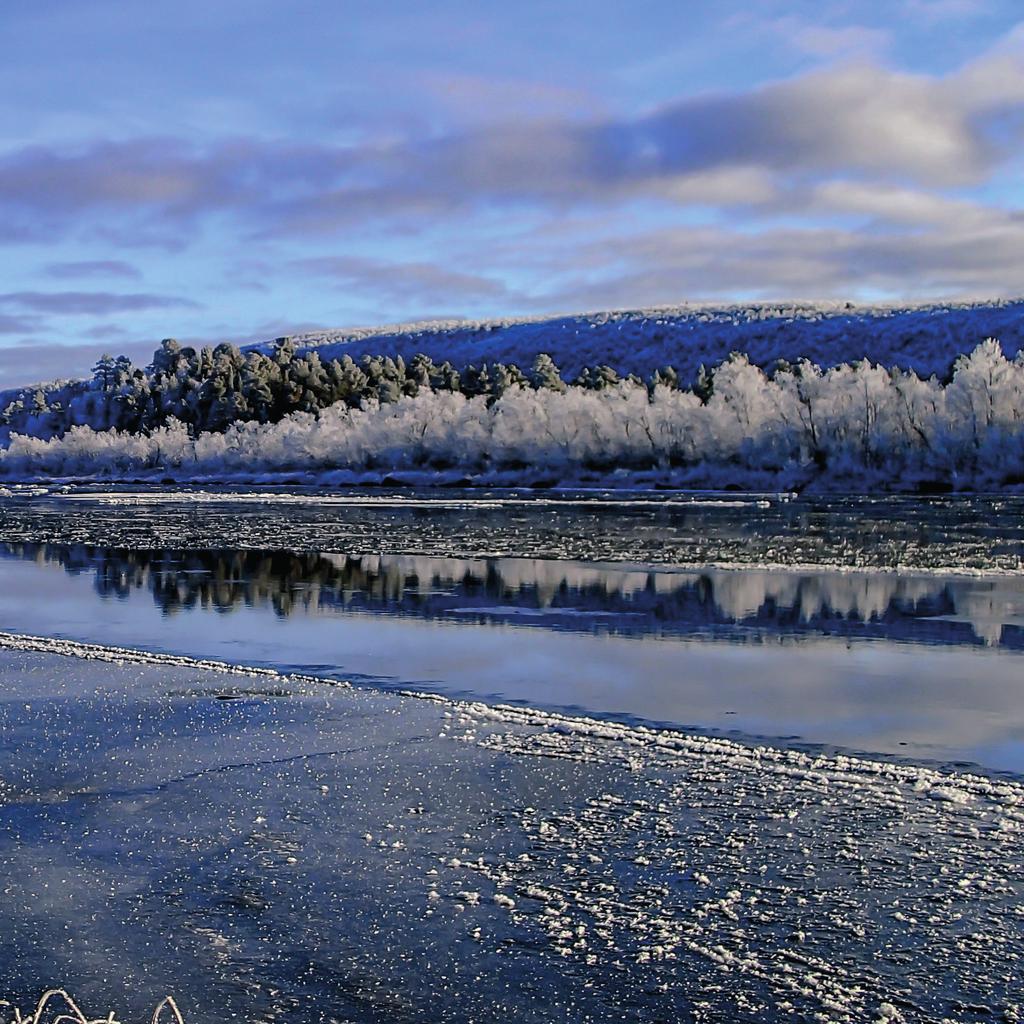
[1,0,1024,386]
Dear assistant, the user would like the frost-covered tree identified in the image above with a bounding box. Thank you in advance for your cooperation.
[530,353,567,393]
[6,338,1024,492]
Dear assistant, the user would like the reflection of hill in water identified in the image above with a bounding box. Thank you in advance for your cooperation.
[5,543,1024,650]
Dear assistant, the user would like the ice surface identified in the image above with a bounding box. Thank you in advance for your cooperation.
[2,540,1024,771]
[0,638,1021,1022]
[2,488,1023,1020]
[3,487,1024,573]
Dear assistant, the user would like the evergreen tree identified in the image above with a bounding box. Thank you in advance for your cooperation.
[530,353,566,392]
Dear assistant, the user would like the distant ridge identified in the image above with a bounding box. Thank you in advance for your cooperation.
[3,298,1022,404]
[256,298,1024,384]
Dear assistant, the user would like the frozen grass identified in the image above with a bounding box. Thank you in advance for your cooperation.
[0,990,184,1024]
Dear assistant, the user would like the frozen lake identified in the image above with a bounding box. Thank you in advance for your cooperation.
[0,488,1022,1022]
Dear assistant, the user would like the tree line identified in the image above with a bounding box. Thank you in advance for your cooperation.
[4,338,1024,491]
[1,337,663,441]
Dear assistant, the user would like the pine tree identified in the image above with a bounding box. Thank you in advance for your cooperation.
[530,353,566,392]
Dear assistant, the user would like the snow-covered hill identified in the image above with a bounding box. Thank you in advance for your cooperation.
[265,299,1024,382]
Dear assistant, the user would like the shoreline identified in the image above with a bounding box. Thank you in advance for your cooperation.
[0,639,1020,1022]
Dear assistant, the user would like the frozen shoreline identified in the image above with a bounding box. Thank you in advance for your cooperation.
[0,633,1021,1022]
[5,465,1024,496]
[1,626,1019,787]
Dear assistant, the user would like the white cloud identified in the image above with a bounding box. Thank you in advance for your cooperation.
[809,180,997,226]
[536,207,1024,307]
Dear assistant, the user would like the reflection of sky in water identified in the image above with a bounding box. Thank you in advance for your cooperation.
[1,549,1024,773]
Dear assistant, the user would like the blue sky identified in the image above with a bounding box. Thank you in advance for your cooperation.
[1,0,1023,384]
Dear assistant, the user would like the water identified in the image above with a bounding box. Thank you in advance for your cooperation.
[0,535,1022,774]
[1,488,1023,1022]
[3,486,1024,571]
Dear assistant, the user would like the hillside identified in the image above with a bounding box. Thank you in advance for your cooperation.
[267,299,1024,383]
[2,299,1024,489]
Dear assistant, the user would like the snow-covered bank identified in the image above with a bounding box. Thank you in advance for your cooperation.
[4,340,1024,492]
[0,629,339,687]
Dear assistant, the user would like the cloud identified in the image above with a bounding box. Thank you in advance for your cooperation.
[0,318,330,389]
[243,46,1024,238]
[0,43,1021,245]
[534,204,1024,308]
[809,180,996,226]
[0,313,43,336]
[291,256,523,309]
[0,26,1022,336]
[0,291,201,315]
[80,323,130,340]
[0,339,162,388]
[654,167,781,207]
[741,15,892,60]
[43,260,142,280]
[0,137,354,244]
[616,62,1021,188]
[410,70,601,124]
[789,23,892,59]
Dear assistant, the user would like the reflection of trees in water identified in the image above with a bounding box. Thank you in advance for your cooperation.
[4,543,1023,647]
